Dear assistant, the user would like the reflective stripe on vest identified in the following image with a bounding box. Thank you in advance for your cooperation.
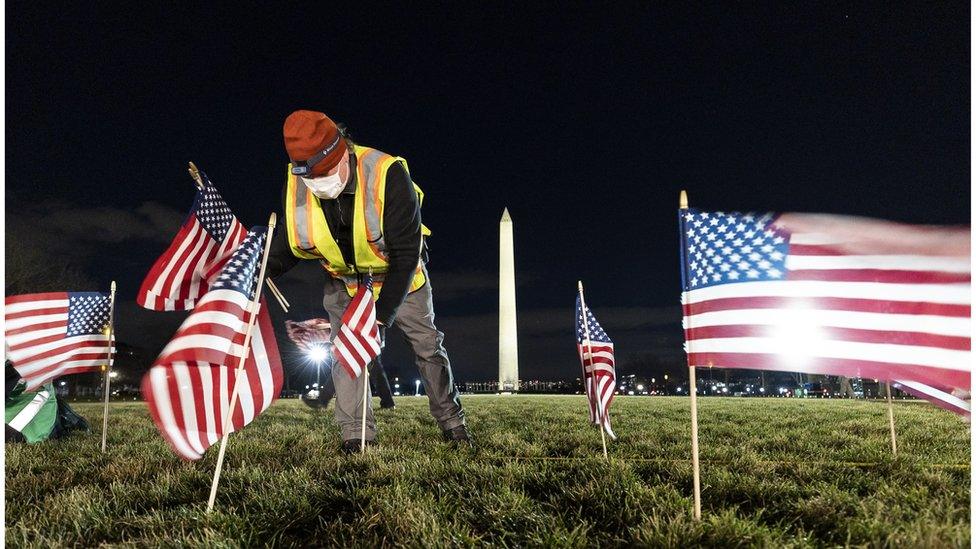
[285,144,428,297]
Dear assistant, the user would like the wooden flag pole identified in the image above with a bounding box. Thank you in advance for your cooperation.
[207,213,278,513]
[188,161,290,313]
[361,361,370,452]
[680,190,702,520]
[361,269,377,453]
[100,281,117,453]
[886,382,898,456]
[578,281,608,460]
[266,280,290,312]
[188,161,204,190]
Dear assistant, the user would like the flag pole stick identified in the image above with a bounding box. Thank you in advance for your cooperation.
[361,270,376,453]
[578,281,608,460]
[188,161,290,313]
[100,281,117,453]
[188,161,204,190]
[679,190,702,520]
[361,360,370,452]
[886,382,897,456]
[207,212,278,513]
[266,280,290,312]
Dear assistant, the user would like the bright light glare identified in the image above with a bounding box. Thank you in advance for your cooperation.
[109,371,119,378]
[769,303,824,368]
[307,345,329,363]
[636,384,645,391]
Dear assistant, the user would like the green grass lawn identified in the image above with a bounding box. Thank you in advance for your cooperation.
[4,396,970,547]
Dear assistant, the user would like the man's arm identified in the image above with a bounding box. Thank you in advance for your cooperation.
[374,161,422,326]
[265,183,301,279]
[265,226,300,279]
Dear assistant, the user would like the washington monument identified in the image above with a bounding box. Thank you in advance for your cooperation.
[499,207,519,392]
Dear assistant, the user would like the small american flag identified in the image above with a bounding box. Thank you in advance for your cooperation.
[5,292,116,391]
[680,208,970,413]
[137,171,246,311]
[142,227,283,460]
[576,294,616,439]
[285,318,332,352]
[892,380,970,419]
[332,275,381,379]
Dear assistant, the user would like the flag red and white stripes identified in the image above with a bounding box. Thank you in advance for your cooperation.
[576,293,617,439]
[137,174,246,311]
[142,228,282,460]
[332,275,381,379]
[5,292,115,391]
[892,380,971,419]
[680,210,970,412]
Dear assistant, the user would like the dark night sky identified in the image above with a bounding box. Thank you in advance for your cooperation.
[5,4,970,383]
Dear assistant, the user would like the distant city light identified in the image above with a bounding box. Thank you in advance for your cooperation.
[307,345,329,363]
[676,387,682,393]
[627,391,635,395]
[109,371,119,378]
[636,384,644,391]
[415,379,421,396]
[759,387,765,393]
[663,374,669,380]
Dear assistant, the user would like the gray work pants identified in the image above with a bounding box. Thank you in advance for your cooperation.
[323,267,465,441]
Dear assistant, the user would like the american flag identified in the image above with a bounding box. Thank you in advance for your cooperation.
[332,275,381,379]
[5,292,115,391]
[576,294,616,439]
[892,380,970,419]
[680,208,970,412]
[137,172,246,311]
[285,318,332,352]
[141,227,283,460]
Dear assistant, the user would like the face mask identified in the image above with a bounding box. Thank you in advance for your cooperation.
[301,170,346,200]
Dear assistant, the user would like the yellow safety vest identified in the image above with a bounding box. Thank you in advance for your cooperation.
[284,144,430,297]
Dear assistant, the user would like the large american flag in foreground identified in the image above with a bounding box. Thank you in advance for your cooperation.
[680,209,970,416]
[333,275,381,379]
[137,172,246,311]
[5,292,115,391]
[142,227,283,460]
[576,295,616,439]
